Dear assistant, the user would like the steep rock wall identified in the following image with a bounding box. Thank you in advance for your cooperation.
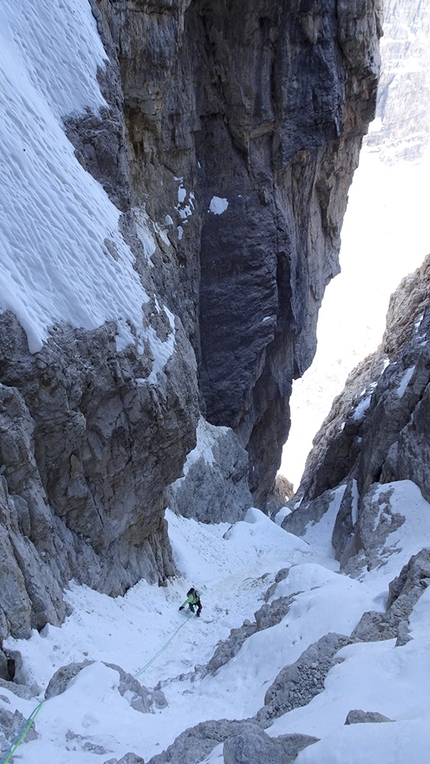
[288,254,430,566]
[0,0,381,654]
[90,0,381,504]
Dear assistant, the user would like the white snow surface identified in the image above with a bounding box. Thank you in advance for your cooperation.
[0,0,164,356]
[397,366,415,398]
[209,196,229,215]
[3,479,430,763]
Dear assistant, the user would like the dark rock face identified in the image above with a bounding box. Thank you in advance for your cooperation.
[193,0,382,504]
[90,0,381,506]
[0,0,381,646]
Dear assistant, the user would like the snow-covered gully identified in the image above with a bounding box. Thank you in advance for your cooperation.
[3,484,430,763]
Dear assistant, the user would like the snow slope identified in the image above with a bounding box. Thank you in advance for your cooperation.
[2,480,430,763]
[0,0,158,354]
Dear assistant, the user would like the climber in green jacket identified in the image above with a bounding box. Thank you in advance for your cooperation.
[179,587,202,617]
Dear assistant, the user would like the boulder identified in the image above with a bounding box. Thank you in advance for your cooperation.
[345,709,393,724]
[223,729,318,764]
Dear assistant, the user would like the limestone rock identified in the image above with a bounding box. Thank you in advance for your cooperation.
[266,475,295,518]
[345,709,392,725]
[0,677,34,701]
[0,706,38,755]
[0,311,199,643]
[293,255,430,574]
[166,418,252,524]
[143,717,317,764]
[256,633,352,724]
[282,487,341,537]
[332,482,406,571]
[223,729,318,764]
[296,255,430,506]
[86,0,381,508]
[200,590,294,679]
[0,0,382,642]
[145,719,263,764]
[366,0,430,162]
[352,548,430,645]
[105,755,145,764]
[199,622,258,680]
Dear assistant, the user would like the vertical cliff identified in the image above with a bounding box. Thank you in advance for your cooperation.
[89,0,381,503]
[0,0,381,651]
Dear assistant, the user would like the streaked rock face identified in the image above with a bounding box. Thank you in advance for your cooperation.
[89,0,381,504]
[0,0,381,653]
[290,254,430,567]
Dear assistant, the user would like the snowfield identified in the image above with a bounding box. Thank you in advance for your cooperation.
[3,481,430,764]
[0,0,172,364]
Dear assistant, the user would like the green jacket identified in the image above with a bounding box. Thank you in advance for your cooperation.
[181,591,200,607]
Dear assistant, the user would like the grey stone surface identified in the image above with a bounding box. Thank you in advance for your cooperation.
[352,548,430,645]
[256,633,352,724]
[105,755,145,764]
[263,569,290,602]
[199,623,259,680]
[0,0,381,645]
[282,488,340,537]
[87,0,381,509]
[345,709,393,725]
[223,729,318,764]
[44,661,91,700]
[333,482,406,571]
[167,419,252,524]
[0,706,38,755]
[0,677,34,701]
[266,475,295,518]
[143,718,317,764]
[0,311,198,642]
[293,256,430,573]
[146,719,262,764]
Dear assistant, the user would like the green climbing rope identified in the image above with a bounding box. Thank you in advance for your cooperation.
[135,613,193,678]
[0,615,192,761]
[0,701,43,764]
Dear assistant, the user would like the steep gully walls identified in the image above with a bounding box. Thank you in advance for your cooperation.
[0,0,381,656]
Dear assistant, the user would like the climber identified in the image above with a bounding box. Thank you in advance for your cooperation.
[179,587,202,617]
